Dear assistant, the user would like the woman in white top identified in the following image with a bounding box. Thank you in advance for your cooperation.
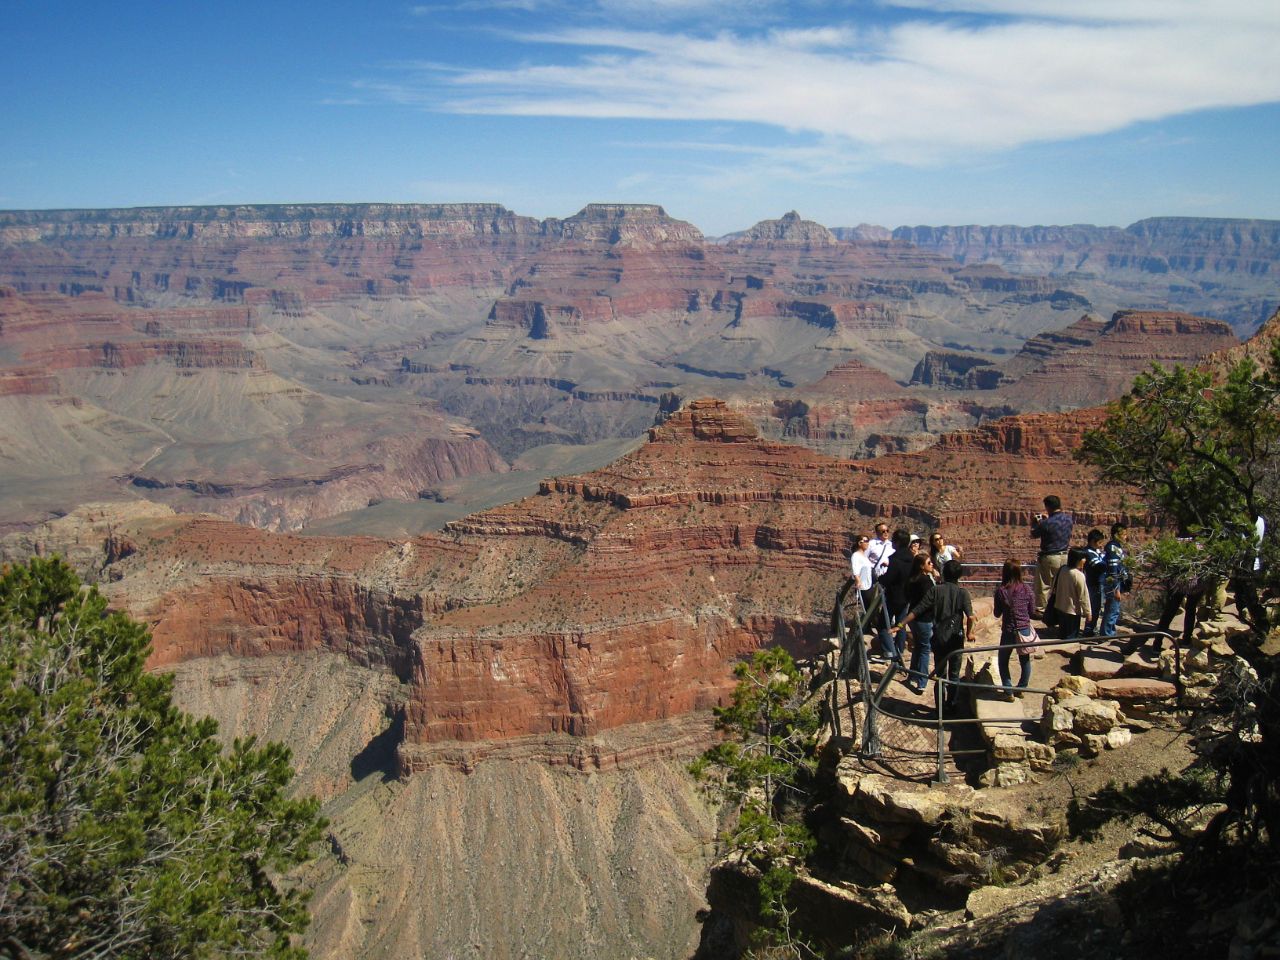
[929,532,962,569]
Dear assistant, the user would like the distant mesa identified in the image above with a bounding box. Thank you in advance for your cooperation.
[720,211,837,246]
[805,358,907,398]
[648,397,760,443]
[909,309,1239,406]
[543,203,703,246]
[910,350,1003,390]
[743,211,837,245]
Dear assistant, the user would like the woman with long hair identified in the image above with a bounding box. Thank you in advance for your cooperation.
[993,557,1035,698]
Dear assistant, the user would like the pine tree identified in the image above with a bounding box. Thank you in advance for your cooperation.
[0,557,326,959]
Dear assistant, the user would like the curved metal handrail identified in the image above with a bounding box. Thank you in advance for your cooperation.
[827,578,1177,784]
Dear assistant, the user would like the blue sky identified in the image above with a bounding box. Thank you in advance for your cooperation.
[3,1,1278,235]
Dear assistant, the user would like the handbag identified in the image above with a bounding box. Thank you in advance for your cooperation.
[1016,625,1038,656]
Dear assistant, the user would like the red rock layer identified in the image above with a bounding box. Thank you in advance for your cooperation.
[89,396,1149,772]
[997,310,1238,407]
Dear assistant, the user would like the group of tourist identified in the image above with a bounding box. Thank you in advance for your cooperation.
[847,497,1134,704]
[985,497,1130,698]
[1029,495,1130,639]
[848,523,972,705]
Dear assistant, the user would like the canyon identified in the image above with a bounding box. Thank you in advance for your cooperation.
[2,202,1278,958]
[1,394,1163,959]
[0,204,1265,535]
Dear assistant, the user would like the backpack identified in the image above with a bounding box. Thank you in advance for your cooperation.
[933,584,967,650]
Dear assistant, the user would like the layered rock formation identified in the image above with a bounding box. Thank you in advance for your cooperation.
[66,397,1141,766]
[907,310,1239,410]
[1,203,1271,536]
[0,283,509,531]
[725,210,837,246]
[894,217,1280,332]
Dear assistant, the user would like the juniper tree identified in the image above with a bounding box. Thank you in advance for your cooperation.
[1077,341,1280,632]
[690,646,819,957]
[1073,339,1280,952]
[0,557,326,960]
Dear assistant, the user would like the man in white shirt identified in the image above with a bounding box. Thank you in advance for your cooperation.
[848,532,877,639]
[866,522,893,579]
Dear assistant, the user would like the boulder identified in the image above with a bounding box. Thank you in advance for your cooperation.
[1055,693,1093,710]
[1042,703,1075,736]
[1054,675,1098,698]
[1072,701,1119,734]
[979,763,1029,787]
[1081,733,1107,757]
[1105,727,1132,749]
[991,734,1027,762]
[1184,687,1214,707]
[831,819,898,883]
[968,808,1064,854]
[790,872,912,933]
[1025,740,1056,771]
[1186,648,1212,672]
[851,773,973,827]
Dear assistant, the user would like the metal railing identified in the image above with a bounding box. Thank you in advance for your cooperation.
[827,579,1177,785]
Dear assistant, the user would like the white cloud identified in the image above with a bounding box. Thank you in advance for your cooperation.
[376,1,1280,162]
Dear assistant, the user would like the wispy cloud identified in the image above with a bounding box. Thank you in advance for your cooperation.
[410,0,778,22]
[368,1,1280,162]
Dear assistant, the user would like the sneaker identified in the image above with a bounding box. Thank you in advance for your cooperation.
[868,653,888,663]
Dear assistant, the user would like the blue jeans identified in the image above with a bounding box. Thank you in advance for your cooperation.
[877,602,908,659]
[1086,579,1102,632]
[1101,589,1122,635]
[908,620,934,688]
[999,628,1032,689]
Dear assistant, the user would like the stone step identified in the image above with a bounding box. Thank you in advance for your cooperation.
[1094,676,1178,703]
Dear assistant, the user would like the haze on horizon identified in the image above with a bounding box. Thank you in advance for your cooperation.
[3,0,1279,236]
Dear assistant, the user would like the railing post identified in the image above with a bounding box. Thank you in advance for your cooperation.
[934,651,950,784]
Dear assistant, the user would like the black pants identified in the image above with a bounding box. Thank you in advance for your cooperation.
[1230,574,1267,631]
[1057,612,1082,641]
[1157,590,1202,649]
